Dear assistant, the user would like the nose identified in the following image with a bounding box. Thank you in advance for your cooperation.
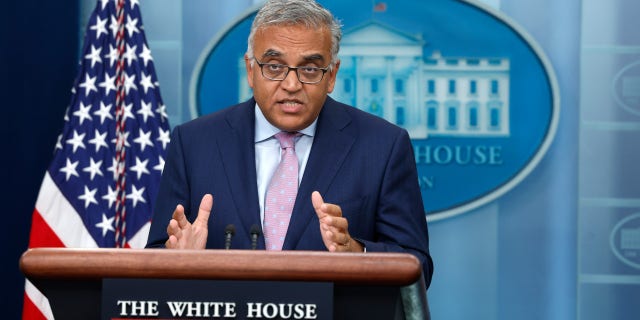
[280,68,303,91]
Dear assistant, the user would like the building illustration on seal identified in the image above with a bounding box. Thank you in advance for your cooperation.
[239,21,511,140]
[621,227,640,251]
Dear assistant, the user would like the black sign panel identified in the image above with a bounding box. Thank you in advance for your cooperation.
[102,279,333,319]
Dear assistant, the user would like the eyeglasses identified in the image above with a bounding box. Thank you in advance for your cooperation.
[253,58,330,84]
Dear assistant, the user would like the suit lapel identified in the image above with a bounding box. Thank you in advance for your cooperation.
[283,98,355,249]
[217,99,263,247]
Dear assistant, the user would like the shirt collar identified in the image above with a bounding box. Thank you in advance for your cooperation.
[254,103,317,143]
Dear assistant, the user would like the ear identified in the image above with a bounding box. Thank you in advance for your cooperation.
[244,54,255,89]
[326,59,340,93]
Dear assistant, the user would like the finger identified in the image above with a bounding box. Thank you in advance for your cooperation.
[324,228,350,246]
[166,219,182,239]
[323,229,337,252]
[172,204,189,228]
[312,191,331,220]
[324,237,350,252]
[311,191,324,216]
[312,191,343,218]
[195,194,213,225]
[165,235,178,249]
[322,216,349,231]
[320,203,343,217]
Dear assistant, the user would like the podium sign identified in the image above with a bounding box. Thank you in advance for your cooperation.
[102,279,333,319]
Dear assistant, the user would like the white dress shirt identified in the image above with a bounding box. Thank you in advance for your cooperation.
[254,105,316,225]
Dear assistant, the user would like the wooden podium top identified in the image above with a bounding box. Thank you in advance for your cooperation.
[20,248,422,286]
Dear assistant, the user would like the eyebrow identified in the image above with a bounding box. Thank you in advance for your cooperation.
[262,49,282,58]
[302,53,325,63]
[261,49,326,64]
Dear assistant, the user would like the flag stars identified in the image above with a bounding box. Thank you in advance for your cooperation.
[88,129,109,152]
[102,185,118,208]
[125,14,140,37]
[39,1,171,251]
[63,106,70,122]
[127,185,146,207]
[123,44,138,66]
[82,158,104,180]
[59,158,79,181]
[95,213,115,237]
[99,72,117,95]
[157,128,170,149]
[66,130,86,153]
[73,102,93,125]
[137,100,155,123]
[55,134,63,151]
[109,15,119,38]
[90,16,108,38]
[123,102,136,121]
[84,45,103,68]
[105,44,118,67]
[93,102,114,124]
[139,72,154,94]
[139,44,153,67]
[123,72,137,94]
[153,156,165,173]
[78,74,98,96]
[78,186,99,208]
[106,157,118,181]
[156,104,168,121]
[112,131,131,149]
[130,156,150,179]
[133,128,153,151]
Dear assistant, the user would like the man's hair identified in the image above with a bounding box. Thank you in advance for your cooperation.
[246,0,342,69]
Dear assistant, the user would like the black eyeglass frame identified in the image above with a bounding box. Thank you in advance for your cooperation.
[253,58,331,84]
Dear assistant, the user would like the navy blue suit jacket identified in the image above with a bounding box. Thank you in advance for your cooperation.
[146,97,433,286]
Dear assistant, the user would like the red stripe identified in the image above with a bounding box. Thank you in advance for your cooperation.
[28,209,65,248]
[22,292,47,320]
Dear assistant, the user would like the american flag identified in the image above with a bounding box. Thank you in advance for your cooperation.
[22,0,169,318]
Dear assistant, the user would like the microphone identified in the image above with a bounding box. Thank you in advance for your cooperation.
[250,224,261,250]
[224,224,235,250]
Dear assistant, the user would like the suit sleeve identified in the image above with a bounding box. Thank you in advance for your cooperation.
[356,129,434,288]
[145,126,191,248]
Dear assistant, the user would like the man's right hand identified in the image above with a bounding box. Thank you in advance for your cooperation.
[165,194,213,249]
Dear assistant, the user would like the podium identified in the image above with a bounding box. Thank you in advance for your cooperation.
[20,248,429,319]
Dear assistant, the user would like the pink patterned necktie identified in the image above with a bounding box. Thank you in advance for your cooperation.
[264,132,301,250]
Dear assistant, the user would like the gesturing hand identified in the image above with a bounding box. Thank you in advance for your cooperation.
[312,191,363,253]
[165,194,213,249]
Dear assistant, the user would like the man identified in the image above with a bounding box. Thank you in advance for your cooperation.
[146,0,433,287]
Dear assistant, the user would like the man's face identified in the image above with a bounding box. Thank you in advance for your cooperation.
[245,24,340,132]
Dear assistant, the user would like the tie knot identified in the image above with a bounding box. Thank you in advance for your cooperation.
[274,131,300,149]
